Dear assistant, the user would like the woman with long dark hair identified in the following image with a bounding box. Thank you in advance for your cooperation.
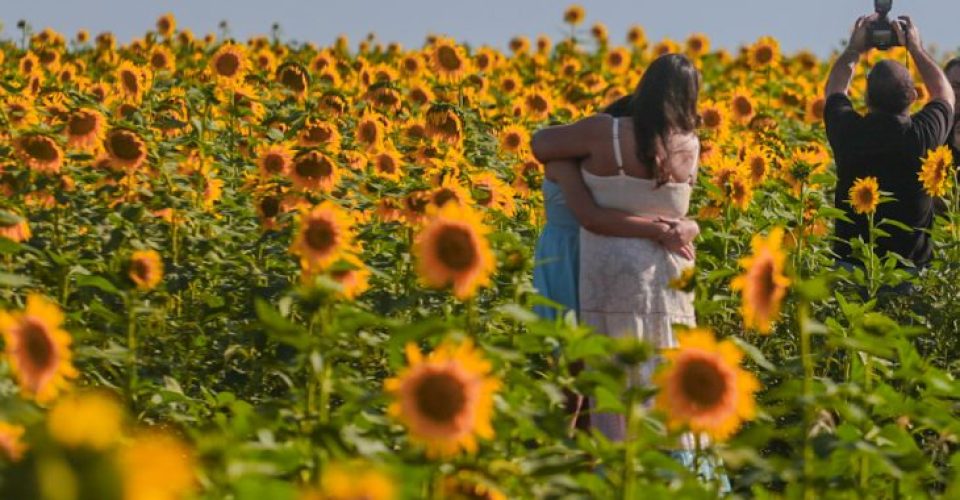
[532,53,709,453]
[945,57,960,160]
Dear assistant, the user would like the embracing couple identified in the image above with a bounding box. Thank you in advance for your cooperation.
[530,53,710,468]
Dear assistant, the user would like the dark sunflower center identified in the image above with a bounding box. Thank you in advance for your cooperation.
[757,259,777,304]
[734,97,753,116]
[703,110,721,128]
[437,46,462,71]
[755,47,774,64]
[215,53,240,77]
[25,137,59,162]
[131,259,150,282]
[505,133,521,149]
[68,113,98,136]
[295,154,332,179]
[263,154,285,174]
[679,358,727,408]
[608,53,624,67]
[527,95,548,112]
[304,126,333,144]
[151,53,168,69]
[305,219,335,252]
[22,319,55,371]
[433,189,457,207]
[359,122,379,144]
[415,372,467,423]
[108,132,143,161]
[377,156,397,174]
[260,197,280,218]
[436,226,478,271]
[120,70,139,94]
[280,68,306,92]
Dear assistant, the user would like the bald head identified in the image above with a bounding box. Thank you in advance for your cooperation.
[867,60,917,115]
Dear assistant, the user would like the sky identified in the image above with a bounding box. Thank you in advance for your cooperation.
[1,0,959,57]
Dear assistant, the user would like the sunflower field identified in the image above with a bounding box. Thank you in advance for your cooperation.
[1,5,960,499]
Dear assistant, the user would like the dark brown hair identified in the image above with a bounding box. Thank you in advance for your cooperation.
[867,60,915,115]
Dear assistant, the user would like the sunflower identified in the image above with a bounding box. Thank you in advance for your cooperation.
[104,128,148,170]
[699,100,729,135]
[747,36,780,69]
[65,108,106,152]
[16,134,64,174]
[19,52,40,76]
[48,390,124,450]
[0,212,31,243]
[604,47,631,75]
[652,38,680,58]
[626,24,647,48]
[298,118,341,152]
[385,339,500,458]
[744,146,770,185]
[209,43,248,83]
[291,201,356,273]
[156,13,176,37]
[431,38,471,82]
[654,328,760,441]
[849,176,880,215]
[590,22,609,43]
[290,150,340,191]
[256,143,294,178]
[563,5,586,25]
[918,146,955,198]
[441,472,507,500]
[498,124,529,155]
[4,95,40,129]
[508,36,530,56]
[129,249,163,291]
[116,60,150,103]
[323,254,371,300]
[407,80,435,107]
[276,63,309,98]
[425,105,464,145]
[120,432,196,500]
[522,89,553,121]
[685,33,711,58]
[729,87,757,124]
[0,294,78,404]
[301,462,395,500]
[369,147,404,182]
[471,172,517,217]
[731,228,791,334]
[148,45,175,72]
[414,203,495,299]
[727,175,754,211]
[0,422,26,462]
[430,177,472,209]
[805,96,826,124]
[355,112,386,151]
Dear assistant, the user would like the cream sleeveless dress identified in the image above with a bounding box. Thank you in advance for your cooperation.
[579,117,698,442]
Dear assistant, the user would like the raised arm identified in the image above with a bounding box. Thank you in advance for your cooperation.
[825,14,874,97]
[547,160,697,259]
[531,114,608,164]
[895,16,956,110]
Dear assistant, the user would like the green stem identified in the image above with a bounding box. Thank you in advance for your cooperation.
[799,301,815,500]
[126,294,138,406]
[622,399,638,500]
[795,182,806,278]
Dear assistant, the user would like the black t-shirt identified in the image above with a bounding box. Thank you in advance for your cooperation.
[824,94,953,267]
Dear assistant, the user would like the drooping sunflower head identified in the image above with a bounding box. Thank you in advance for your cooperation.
[0,294,78,404]
[16,134,64,174]
[654,328,760,441]
[849,176,880,215]
[730,227,791,334]
[4,95,40,129]
[128,249,164,291]
[116,60,150,103]
[276,62,309,97]
[385,339,500,458]
[425,105,464,145]
[414,203,495,299]
[290,150,340,191]
[919,145,955,198]
[65,108,106,151]
[355,112,386,150]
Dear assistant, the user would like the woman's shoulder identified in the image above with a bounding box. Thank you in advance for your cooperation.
[664,131,700,152]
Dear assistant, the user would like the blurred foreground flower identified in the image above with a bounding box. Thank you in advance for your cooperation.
[731,227,791,334]
[414,203,495,300]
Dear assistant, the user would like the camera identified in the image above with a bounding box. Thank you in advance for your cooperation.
[868,0,905,50]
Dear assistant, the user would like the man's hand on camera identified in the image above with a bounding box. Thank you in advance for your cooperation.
[892,15,922,53]
[847,13,879,55]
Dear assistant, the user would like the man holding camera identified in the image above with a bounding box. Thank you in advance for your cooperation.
[824,13,956,271]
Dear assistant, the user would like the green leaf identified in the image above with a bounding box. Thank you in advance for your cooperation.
[255,298,308,349]
[75,275,122,295]
[0,272,31,288]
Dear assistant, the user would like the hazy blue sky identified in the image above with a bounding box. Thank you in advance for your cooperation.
[2,1,958,57]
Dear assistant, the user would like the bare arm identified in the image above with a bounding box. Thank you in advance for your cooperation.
[896,16,956,110]
[547,161,697,258]
[825,15,873,97]
[531,114,608,163]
